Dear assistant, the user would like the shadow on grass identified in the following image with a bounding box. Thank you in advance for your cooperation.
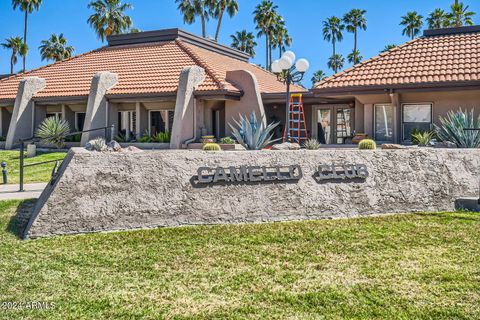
[6,199,37,239]
[413,211,480,221]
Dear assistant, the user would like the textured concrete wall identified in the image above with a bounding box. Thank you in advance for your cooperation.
[80,72,118,145]
[170,66,206,149]
[225,70,267,135]
[5,77,46,149]
[25,148,479,238]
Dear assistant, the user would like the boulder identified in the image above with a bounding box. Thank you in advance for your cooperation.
[381,144,405,150]
[107,140,122,152]
[272,142,301,150]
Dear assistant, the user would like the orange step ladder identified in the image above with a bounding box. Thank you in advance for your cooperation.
[283,93,309,144]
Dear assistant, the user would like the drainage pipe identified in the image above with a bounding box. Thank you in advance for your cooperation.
[183,98,198,147]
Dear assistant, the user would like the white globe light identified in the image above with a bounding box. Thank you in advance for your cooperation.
[271,60,281,73]
[295,58,310,73]
[278,56,293,70]
[283,51,296,63]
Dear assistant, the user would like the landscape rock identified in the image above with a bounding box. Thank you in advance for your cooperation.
[107,140,122,152]
[272,142,301,150]
[381,144,405,150]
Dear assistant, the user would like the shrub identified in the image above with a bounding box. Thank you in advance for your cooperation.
[138,131,152,143]
[86,137,106,151]
[229,112,280,150]
[435,108,480,148]
[303,139,321,150]
[202,143,222,151]
[411,130,434,146]
[0,136,6,142]
[358,139,377,150]
[114,132,126,143]
[65,133,82,143]
[36,116,70,148]
[219,136,235,144]
[152,131,170,143]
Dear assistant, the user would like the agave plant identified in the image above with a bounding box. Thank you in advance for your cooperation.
[229,112,280,150]
[303,138,321,150]
[435,109,480,148]
[411,130,435,146]
[36,116,70,148]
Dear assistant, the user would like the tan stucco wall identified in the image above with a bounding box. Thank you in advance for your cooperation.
[350,89,480,142]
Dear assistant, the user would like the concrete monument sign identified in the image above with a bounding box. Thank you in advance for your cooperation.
[24,148,479,239]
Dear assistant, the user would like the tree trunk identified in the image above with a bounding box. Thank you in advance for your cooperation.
[214,10,224,41]
[23,11,28,72]
[265,34,269,70]
[268,42,272,71]
[201,13,206,37]
[354,28,358,63]
[10,53,15,74]
[333,39,336,57]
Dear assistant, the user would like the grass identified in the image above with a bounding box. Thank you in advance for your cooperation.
[0,200,479,319]
[0,150,67,184]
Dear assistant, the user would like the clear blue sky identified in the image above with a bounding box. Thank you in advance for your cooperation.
[1,0,478,86]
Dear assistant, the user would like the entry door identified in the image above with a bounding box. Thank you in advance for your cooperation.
[334,107,353,144]
[315,108,332,144]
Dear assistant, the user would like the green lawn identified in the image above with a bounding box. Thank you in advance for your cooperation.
[0,150,67,184]
[1,200,479,319]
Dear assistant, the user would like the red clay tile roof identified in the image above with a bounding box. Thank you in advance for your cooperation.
[0,39,304,103]
[315,31,480,91]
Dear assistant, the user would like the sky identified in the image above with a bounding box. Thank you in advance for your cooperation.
[0,0,479,87]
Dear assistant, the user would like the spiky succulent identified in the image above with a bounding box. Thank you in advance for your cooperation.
[87,137,107,152]
[303,139,321,150]
[36,116,70,148]
[435,109,480,148]
[229,112,280,150]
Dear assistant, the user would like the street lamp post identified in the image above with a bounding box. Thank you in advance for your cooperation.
[271,51,309,142]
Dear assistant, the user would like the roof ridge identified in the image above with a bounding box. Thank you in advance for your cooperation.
[315,37,422,88]
[0,45,108,84]
[175,39,228,90]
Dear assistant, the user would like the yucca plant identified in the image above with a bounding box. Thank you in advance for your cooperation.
[36,116,70,148]
[411,130,434,146]
[229,112,280,150]
[303,139,321,150]
[435,109,480,148]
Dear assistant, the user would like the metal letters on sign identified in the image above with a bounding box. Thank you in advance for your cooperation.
[197,165,303,184]
[317,164,369,180]
[196,164,369,184]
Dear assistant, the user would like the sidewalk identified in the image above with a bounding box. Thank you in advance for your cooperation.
[0,183,47,200]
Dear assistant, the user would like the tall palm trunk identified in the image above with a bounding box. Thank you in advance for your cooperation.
[22,11,28,72]
[214,9,225,41]
[354,28,358,63]
[10,52,15,74]
[333,39,336,57]
[201,12,206,37]
[268,41,272,71]
[265,33,269,70]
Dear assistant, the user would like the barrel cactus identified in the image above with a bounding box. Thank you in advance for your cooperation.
[202,143,222,151]
[358,139,377,150]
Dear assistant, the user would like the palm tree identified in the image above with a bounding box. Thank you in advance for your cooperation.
[176,0,214,38]
[1,37,28,74]
[39,34,75,62]
[12,0,42,72]
[230,30,257,57]
[449,0,475,27]
[253,0,278,70]
[381,44,398,53]
[343,9,367,65]
[328,54,345,73]
[427,9,451,29]
[347,50,362,65]
[322,16,345,58]
[400,11,424,40]
[311,70,327,87]
[87,0,133,42]
[272,18,292,58]
[212,0,238,41]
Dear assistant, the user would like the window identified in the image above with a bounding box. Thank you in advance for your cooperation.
[149,110,174,135]
[374,104,394,142]
[402,104,432,141]
[46,112,62,119]
[117,111,136,136]
[75,112,86,131]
